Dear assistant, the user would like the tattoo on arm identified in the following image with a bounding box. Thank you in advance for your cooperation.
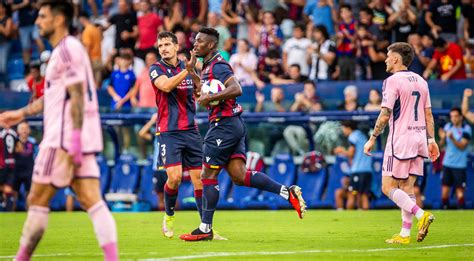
[425,108,435,139]
[68,83,84,129]
[21,97,44,117]
[372,107,392,137]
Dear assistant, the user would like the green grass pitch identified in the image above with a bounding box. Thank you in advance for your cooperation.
[1,210,473,260]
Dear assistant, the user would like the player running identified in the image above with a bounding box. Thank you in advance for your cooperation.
[0,1,118,260]
[364,42,439,244]
[149,31,204,239]
[180,27,306,241]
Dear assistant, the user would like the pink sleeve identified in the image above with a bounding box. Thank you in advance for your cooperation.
[381,77,398,110]
[62,45,87,88]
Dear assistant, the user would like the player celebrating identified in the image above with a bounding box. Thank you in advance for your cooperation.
[180,27,306,241]
[364,42,439,244]
[149,31,204,239]
[0,1,118,260]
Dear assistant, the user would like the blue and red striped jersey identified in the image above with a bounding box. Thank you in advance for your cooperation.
[149,59,197,133]
[201,52,243,122]
[0,128,18,169]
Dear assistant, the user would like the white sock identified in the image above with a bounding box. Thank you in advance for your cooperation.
[199,223,212,233]
[280,186,289,200]
[415,209,425,220]
[400,228,411,237]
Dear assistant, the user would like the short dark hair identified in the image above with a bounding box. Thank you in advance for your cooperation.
[450,107,462,115]
[433,37,447,48]
[290,64,301,71]
[360,7,373,16]
[294,22,306,32]
[78,11,90,19]
[199,27,220,44]
[314,25,329,40]
[157,31,178,44]
[387,42,415,67]
[340,4,352,12]
[120,53,133,60]
[303,79,316,88]
[341,120,358,130]
[39,0,74,28]
[267,48,280,59]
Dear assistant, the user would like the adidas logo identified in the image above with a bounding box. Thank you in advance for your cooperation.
[216,139,222,146]
[206,156,211,162]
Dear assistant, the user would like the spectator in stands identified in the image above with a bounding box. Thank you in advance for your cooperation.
[308,25,337,82]
[107,53,135,111]
[354,24,373,80]
[407,33,432,76]
[283,23,312,76]
[366,37,389,80]
[462,88,474,123]
[229,39,262,88]
[136,0,162,60]
[338,85,363,111]
[335,4,357,81]
[423,37,467,81]
[120,47,145,79]
[26,62,44,103]
[269,64,308,85]
[12,121,35,211]
[11,0,44,69]
[462,1,474,42]
[358,6,384,45]
[368,0,393,40]
[303,0,337,36]
[335,175,350,210]
[334,120,372,210]
[163,1,185,31]
[463,40,474,78]
[290,80,322,112]
[254,86,288,113]
[129,51,157,110]
[0,2,13,89]
[79,12,103,89]
[387,0,417,43]
[181,0,207,26]
[256,11,283,67]
[425,0,460,42]
[108,0,138,50]
[438,108,472,209]
[258,48,285,84]
[364,89,381,111]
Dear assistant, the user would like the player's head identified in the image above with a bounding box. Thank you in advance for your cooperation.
[449,107,463,126]
[17,121,31,140]
[194,27,219,58]
[341,120,357,136]
[386,42,414,73]
[157,31,179,61]
[36,0,74,39]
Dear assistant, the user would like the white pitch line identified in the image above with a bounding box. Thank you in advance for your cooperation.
[137,244,474,261]
[1,244,472,260]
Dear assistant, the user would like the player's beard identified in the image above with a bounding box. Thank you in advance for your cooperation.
[39,27,55,41]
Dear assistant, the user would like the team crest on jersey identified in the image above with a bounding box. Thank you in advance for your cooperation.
[206,156,211,162]
[167,69,171,74]
[216,139,222,146]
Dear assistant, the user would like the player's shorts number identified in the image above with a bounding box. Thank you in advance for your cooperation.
[160,144,166,157]
[5,135,15,154]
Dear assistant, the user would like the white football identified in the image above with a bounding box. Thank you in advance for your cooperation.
[201,79,226,106]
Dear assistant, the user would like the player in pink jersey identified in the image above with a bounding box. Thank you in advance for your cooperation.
[364,42,440,244]
[0,1,118,260]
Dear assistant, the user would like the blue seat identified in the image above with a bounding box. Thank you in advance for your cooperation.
[50,188,66,211]
[217,169,235,209]
[423,163,442,209]
[177,180,195,209]
[6,58,24,81]
[138,160,158,210]
[464,153,474,209]
[262,153,296,208]
[109,154,139,193]
[297,168,327,208]
[97,154,110,195]
[320,156,350,208]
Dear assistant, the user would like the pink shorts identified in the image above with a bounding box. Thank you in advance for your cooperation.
[382,155,424,179]
[32,147,100,188]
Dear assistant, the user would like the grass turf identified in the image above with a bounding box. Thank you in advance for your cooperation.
[0,210,473,260]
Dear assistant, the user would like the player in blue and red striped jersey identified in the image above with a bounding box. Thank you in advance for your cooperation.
[0,127,18,210]
[179,27,307,241]
[149,31,204,239]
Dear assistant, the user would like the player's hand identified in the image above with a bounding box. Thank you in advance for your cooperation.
[464,88,473,98]
[198,93,211,107]
[363,137,376,156]
[185,50,197,72]
[68,129,82,168]
[0,110,25,129]
[428,142,440,162]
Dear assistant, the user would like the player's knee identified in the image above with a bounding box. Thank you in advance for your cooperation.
[381,184,393,197]
[167,174,182,188]
[76,191,101,210]
[27,191,48,207]
[230,175,245,186]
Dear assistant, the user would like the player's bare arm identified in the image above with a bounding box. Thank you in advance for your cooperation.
[153,70,189,93]
[425,107,440,162]
[364,106,391,156]
[198,76,242,107]
[461,88,474,123]
[0,97,44,129]
[68,83,84,129]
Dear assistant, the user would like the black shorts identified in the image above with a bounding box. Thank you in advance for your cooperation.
[13,173,32,192]
[153,170,167,193]
[0,168,15,187]
[442,166,467,188]
[203,116,246,169]
[348,172,372,194]
[157,129,203,171]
